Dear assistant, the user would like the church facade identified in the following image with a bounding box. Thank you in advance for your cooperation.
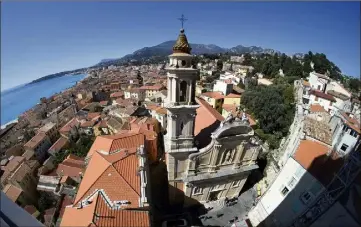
[164,28,262,206]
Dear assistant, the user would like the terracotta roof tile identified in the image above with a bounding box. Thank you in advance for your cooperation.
[87,112,101,121]
[59,118,80,134]
[309,104,327,113]
[304,116,332,145]
[155,107,167,115]
[341,112,361,134]
[24,132,48,149]
[74,149,141,207]
[57,155,85,178]
[302,80,310,87]
[139,84,165,91]
[110,91,124,98]
[201,91,224,100]
[2,184,22,202]
[194,97,224,137]
[61,193,150,227]
[225,93,241,98]
[87,133,145,158]
[48,137,69,154]
[222,104,256,126]
[310,90,336,102]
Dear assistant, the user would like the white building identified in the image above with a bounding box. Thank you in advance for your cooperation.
[329,111,360,157]
[308,72,330,92]
[249,139,331,227]
[325,81,352,98]
[327,90,352,112]
[220,72,240,85]
[213,80,233,96]
[124,88,145,101]
[308,90,336,112]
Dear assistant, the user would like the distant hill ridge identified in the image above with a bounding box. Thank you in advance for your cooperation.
[96,40,281,66]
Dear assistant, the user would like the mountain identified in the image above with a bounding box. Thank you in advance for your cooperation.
[94,41,281,67]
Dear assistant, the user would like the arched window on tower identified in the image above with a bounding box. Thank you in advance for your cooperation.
[180,80,187,102]
[179,122,184,136]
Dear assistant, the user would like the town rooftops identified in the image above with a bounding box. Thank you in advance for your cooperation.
[24,132,48,149]
[73,147,141,206]
[309,104,327,113]
[302,80,311,87]
[293,139,339,186]
[311,71,330,80]
[155,107,167,115]
[48,137,68,154]
[327,90,350,101]
[222,104,256,126]
[59,118,80,134]
[2,184,22,202]
[304,115,332,145]
[310,90,336,102]
[110,91,124,98]
[60,192,149,227]
[37,122,56,134]
[341,112,361,134]
[201,91,224,100]
[56,154,85,178]
[194,97,225,148]
[139,84,165,91]
[225,93,241,98]
[86,132,145,158]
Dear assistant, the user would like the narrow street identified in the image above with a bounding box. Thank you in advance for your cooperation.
[199,187,257,227]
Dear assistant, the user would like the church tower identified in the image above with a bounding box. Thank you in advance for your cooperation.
[165,28,200,184]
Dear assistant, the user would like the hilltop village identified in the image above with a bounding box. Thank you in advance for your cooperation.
[1,28,361,227]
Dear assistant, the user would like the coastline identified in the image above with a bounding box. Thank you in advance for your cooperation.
[1,118,18,129]
[1,73,87,126]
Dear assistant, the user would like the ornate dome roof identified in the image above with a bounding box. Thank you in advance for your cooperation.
[173,29,192,54]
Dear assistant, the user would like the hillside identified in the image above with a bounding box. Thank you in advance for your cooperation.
[94,41,281,67]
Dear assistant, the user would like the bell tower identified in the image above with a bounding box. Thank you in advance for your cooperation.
[165,28,200,182]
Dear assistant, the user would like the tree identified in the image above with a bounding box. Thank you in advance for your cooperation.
[241,84,295,149]
[243,53,252,65]
[216,60,223,71]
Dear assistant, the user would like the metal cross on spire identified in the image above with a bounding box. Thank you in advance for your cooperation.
[178,14,188,29]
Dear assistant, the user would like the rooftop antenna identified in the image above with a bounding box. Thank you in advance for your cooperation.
[178,14,188,29]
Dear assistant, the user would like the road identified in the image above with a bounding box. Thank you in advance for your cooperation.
[200,188,257,227]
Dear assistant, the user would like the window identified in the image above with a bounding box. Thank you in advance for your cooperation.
[288,177,297,189]
[350,130,358,138]
[211,184,225,191]
[193,187,203,195]
[317,85,321,90]
[340,143,349,152]
[280,185,289,196]
[300,191,312,204]
[295,167,304,179]
[232,180,241,188]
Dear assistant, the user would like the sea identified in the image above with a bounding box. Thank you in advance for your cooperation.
[1,74,87,127]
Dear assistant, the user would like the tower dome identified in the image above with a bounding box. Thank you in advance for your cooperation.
[172,29,192,54]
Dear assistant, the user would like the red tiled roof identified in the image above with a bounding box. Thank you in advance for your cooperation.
[225,93,241,98]
[222,104,256,126]
[56,154,85,178]
[302,80,310,87]
[310,90,336,102]
[155,107,167,115]
[293,139,343,186]
[309,104,327,113]
[194,97,224,136]
[110,91,124,98]
[48,137,69,153]
[87,112,101,121]
[86,132,145,158]
[201,91,224,100]
[80,120,96,128]
[2,184,22,202]
[139,84,165,91]
[61,193,149,227]
[341,112,361,134]
[73,148,141,207]
[59,118,79,134]
[24,132,48,149]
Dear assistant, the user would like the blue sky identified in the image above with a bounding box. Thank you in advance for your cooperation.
[2,2,360,91]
